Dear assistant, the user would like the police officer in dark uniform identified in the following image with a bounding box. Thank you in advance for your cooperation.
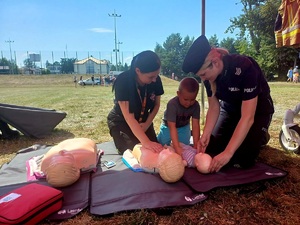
[182,35,274,172]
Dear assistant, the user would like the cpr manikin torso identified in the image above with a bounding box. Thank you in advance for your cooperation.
[180,143,212,174]
[131,143,213,182]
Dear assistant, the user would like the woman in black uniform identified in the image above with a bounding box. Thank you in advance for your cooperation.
[182,35,274,172]
[107,50,164,154]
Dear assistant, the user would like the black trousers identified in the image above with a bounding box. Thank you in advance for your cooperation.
[109,122,158,155]
[205,109,273,168]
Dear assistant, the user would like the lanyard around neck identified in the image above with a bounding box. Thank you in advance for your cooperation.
[137,85,147,123]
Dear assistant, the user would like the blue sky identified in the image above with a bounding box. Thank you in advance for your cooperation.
[0,0,243,66]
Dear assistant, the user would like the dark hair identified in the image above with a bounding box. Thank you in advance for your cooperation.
[179,77,199,93]
[130,50,161,73]
[112,50,161,91]
[112,51,161,113]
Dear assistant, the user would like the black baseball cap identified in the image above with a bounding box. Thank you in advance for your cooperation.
[182,35,211,74]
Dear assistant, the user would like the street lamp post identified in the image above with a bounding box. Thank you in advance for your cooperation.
[5,38,14,74]
[108,9,121,71]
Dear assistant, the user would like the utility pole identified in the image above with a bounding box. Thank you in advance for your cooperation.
[108,9,121,71]
[117,41,123,68]
[65,44,68,58]
[201,0,205,125]
[5,38,14,74]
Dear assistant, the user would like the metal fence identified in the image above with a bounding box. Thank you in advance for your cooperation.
[0,50,139,69]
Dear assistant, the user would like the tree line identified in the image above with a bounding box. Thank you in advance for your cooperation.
[155,0,299,80]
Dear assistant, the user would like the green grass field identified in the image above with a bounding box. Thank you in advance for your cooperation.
[0,75,300,225]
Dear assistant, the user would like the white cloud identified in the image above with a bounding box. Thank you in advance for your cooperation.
[88,28,113,33]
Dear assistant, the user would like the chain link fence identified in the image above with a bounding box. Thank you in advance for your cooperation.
[0,50,139,74]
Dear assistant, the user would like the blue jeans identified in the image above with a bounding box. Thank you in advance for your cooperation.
[157,123,191,146]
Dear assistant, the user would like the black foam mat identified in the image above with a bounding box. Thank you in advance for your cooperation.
[90,144,206,215]
[182,162,287,193]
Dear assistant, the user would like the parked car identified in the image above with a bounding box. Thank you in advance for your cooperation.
[78,77,101,86]
[109,71,123,76]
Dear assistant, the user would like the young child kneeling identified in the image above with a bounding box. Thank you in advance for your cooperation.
[157,77,200,156]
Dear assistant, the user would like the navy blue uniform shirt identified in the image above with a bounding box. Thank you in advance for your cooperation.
[204,54,274,116]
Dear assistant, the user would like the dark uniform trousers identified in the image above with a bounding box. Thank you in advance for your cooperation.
[206,108,272,168]
[110,122,158,155]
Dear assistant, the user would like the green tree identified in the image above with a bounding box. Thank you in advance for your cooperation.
[235,37,256,56]
[41,68,50,74]
[0,57,10,66]
[208,35,219,48]
[0,57,18,74]
[23,58,35,69]
[155,33,194,79]
[0,57,11,74]
[117,62,129,72]
[110,64,116,71]
[226,0,266,54]
[60,58,76,74]
[122,63,129,71]
[220,37,238,54]
[225,0,295,78]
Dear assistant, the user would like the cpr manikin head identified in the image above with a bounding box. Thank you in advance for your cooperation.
[132,144,185,183]
[157,147,185,183]
[194,152,212,174]
[41,138,98,187]
[44,150,80,187]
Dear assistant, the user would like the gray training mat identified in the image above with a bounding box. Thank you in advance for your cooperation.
[90,141,207,216]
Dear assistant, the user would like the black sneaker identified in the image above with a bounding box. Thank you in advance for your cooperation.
[261,131,271,147]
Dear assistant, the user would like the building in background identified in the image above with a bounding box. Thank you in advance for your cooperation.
[0,66,10,74]
[47,64,61,74]
[74,56,110,74]
[20,67,41,75]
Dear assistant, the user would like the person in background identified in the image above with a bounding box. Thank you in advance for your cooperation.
[157,77,200,156]
[91,74,95,86]
[101,76,105,86]
[107,50,164,154]
[182,35,274,173]
[287,67,293,82]
[73,75,77,88]
[104,75,110,86]
[79,75,84,87]
[293,66,299,83]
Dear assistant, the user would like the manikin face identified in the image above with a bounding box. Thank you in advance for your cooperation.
[136,68,161,85]
[177,89,198,108]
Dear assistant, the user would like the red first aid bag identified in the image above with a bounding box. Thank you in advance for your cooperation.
[0,183,63,224]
